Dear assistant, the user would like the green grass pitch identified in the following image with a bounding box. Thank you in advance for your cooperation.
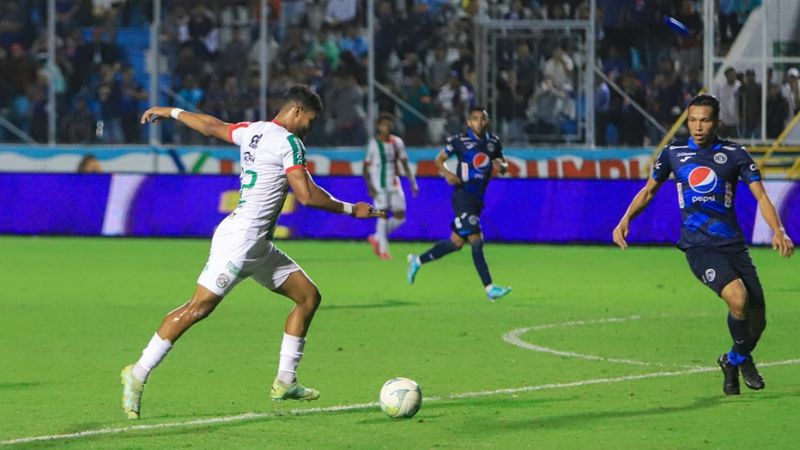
[0,236,798,449]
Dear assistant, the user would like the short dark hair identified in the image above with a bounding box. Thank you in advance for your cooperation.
[469,105,488,115]
[687,94,720,119]
[377,112,395,124]
[283,85,323,114]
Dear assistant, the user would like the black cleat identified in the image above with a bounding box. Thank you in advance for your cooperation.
[739,357,765,390]
[717,353,740,395]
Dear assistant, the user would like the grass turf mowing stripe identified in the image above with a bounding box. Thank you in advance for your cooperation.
[3,359,799,446]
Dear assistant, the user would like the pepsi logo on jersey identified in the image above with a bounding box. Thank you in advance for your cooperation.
[472,153,491,172]
[688,166,717,193]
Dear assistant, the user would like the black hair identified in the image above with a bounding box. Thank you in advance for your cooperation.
[377,112,395,124]
[283,85,323,114]
[469,105,488,115]
[687,94,720,119]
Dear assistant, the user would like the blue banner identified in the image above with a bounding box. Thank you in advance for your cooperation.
[0,173,796,245]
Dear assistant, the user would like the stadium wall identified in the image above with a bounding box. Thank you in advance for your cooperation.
[0,146,651,179]
[1,173,797,245]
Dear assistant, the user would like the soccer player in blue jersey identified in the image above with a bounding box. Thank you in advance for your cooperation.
[407,106,512,302]
[613,94,794,395]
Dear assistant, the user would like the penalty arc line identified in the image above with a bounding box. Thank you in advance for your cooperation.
[2,359,800,446]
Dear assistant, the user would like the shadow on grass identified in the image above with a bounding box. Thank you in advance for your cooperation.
[318,299,416,310]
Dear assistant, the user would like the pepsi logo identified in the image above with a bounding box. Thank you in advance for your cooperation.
[688,166,717,193]
[472,153,491,171]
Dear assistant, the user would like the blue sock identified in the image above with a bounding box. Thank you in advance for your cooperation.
[727,313,750,362]
[470,239,492,287]
[419,240,458,264]
[727,350,749,366]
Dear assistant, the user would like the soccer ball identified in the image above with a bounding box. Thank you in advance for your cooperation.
[379,377,422,419]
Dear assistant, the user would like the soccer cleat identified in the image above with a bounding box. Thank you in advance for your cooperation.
[406,254,421,284]
[380,251,392,260]
[120,365,145,419]
[739,357,765,390]
[367,235,381,257]
[717,353,741,395]
[270,379,320,402]
[486,285,512,302]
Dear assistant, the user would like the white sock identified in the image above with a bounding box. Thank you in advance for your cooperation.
[387,216,405,234]
[485,284,494,293]
[132,333,173,382]
[377,218,389,253]
[277,333,305,384]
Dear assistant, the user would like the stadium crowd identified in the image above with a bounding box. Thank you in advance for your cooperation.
[0,0,793,146]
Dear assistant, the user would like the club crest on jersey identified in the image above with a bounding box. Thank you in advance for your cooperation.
[216,274,230,289]
[243,152,255,165]
[713,153,728,164]
[704,268,716,283]
[472,153,491,171]
[487,142,495,153]
[688,166,717,193]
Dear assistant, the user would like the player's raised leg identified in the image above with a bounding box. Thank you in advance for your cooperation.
[407,232,464,284]
[269,270,322,401]
[122,285,224,419]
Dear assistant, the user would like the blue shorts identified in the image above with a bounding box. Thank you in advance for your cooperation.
[684,244,765,308]
[450,191,483,237]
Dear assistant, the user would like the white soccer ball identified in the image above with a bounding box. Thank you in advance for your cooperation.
[379,377,422,419]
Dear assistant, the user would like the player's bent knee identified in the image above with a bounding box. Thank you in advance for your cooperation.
[470,239,485,251]
[187,300,219,323]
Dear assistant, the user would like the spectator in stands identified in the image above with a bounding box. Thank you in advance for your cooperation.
[325,71,366,145]
[529,77,566,139]
[437,70,470,136]
[496,70,528,143]
[325,0,358,26]
[179,5,219,59]
[426,46,452,95]
[63,97,95,144]
[77,153,103,173]
[119,64,147,143]
[173,47,204,86]
[618,70,647,146]
[718,0,741,49]
[543,45,575,94]
[781,67,800,123]
[595,77,611,146]
[767,83,789,139]
[219,27,250,87]
[401,73,432,146]
[339,25,367,61]
[738,69,761,139]
[97,79,124,144]
[716,67,741,138]
[0,0,27,48]
[6,42,37,95]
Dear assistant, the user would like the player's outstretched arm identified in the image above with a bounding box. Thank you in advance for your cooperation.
[140,107,232,143]
[749,181,794,258]
[434,150,460,186]
[287,168,384,218]
[613,177,664,249]
[492,157,509,175]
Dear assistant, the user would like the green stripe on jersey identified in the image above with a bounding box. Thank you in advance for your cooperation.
[377,139,387,188]
[287,135,307,166]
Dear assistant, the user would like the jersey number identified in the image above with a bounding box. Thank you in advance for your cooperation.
[241,170,258,189]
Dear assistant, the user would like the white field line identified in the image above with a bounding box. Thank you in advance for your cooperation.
[3,359,800,446]
[504,315,702,368]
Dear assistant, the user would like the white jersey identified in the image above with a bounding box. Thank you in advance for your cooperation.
[364,135,407,191]
[220,120,307,240]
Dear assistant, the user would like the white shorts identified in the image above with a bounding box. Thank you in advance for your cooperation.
[372,187,406,212]
[197,231,302,297]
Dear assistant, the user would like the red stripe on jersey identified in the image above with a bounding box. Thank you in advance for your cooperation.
[228,122,250,143]
[285,164,306,174]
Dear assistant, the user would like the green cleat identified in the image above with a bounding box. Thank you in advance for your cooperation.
[270,379,320,402]
[120,365,145,419]
[486,285,511,302]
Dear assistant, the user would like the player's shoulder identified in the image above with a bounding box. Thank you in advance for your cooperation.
[487,133,502,144]
[445,132,466,148]
[717,138,747,153]
[663,138,690,152]
[390,134,405,146]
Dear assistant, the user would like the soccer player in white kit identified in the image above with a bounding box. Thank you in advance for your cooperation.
[363,113,419,259]
[120,86,383,419]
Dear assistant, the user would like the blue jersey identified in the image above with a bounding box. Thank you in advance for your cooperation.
[652,137,761,249]
[444,129,504,201]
